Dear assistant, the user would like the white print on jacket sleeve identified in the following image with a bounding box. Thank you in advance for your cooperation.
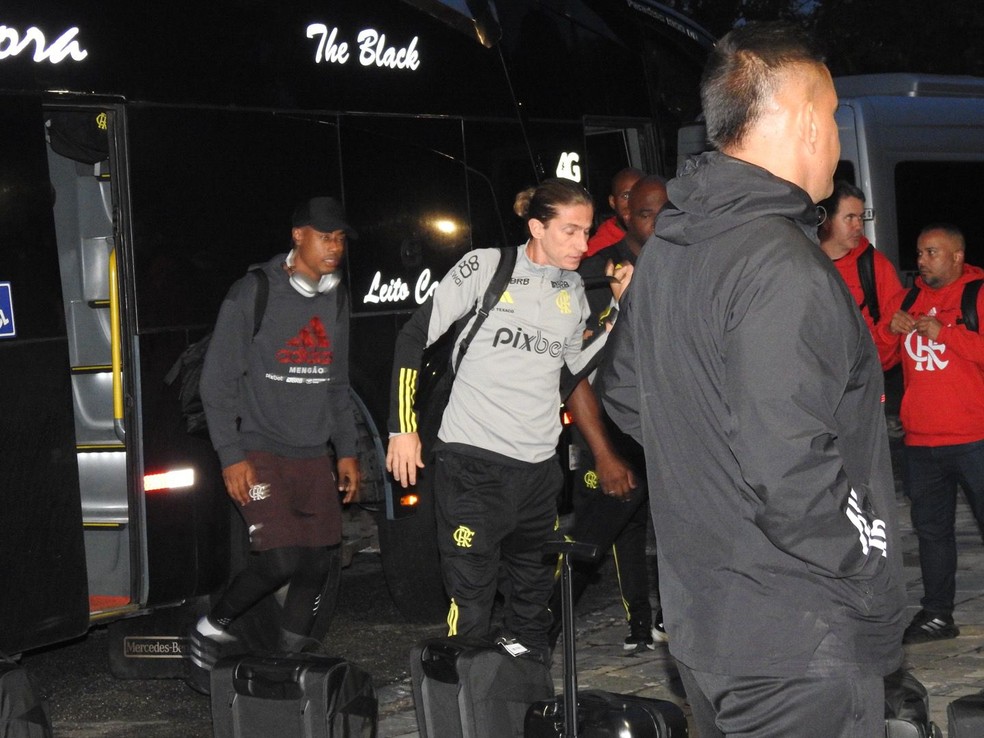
[846,488,887,558]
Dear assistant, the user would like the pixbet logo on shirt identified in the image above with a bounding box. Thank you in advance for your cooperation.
[492,326,562,357]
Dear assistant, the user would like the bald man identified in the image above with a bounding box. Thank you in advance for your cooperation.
[585,167,644,257]
[599,22,905,737]
[551,175,669,653]
[874,223,984,645]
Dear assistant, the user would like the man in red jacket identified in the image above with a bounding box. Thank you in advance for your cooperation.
[585,167,644,257]
[818,180,903,337]
[874,223,984,643]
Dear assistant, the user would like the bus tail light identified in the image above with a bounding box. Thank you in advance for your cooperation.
[144,468,196,493]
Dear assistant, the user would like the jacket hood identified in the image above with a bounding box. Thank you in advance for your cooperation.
[658,152,821,248]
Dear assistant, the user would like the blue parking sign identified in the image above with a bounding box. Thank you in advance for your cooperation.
[0,282,16,338]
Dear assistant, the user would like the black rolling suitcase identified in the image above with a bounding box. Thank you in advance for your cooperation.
[883,668,942,738]
[525,540,688,737]
[410,636,554,738]
[946,690,984,737]
[210,652,377,738]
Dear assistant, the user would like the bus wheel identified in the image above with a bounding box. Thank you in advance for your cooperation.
[377,472,447,623]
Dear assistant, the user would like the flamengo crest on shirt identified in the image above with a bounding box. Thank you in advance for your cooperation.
[904,332,949,372]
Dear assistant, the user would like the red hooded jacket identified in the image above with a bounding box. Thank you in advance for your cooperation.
[873,264,984,447]
[585,216,624,257]
[829,237,903,334]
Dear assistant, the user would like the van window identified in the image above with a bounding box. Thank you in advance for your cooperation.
[834,161,856,186]
[894,161,984,273]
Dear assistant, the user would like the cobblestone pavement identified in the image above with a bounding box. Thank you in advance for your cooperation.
[378,493,984,737]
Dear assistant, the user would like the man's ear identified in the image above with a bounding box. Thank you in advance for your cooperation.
[802,99,819,155]
[529,218,546,240]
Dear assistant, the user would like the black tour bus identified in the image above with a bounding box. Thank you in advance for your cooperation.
[0,0,711,667]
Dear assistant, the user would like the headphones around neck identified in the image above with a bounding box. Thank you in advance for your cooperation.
[284,249,340,297]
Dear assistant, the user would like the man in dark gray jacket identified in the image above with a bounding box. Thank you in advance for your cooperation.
[599,23,905,737]
[189,197,361,687]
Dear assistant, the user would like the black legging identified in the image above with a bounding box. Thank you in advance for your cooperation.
[211,544,339,635]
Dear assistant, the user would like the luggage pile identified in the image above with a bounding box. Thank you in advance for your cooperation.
[410,538,687,737]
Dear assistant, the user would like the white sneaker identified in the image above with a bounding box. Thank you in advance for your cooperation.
[194,615,238,644]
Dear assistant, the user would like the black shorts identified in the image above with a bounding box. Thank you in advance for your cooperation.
[238,450,341,551]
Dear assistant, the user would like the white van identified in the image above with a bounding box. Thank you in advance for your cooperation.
[678,73,984,281]
[834,74,984,281]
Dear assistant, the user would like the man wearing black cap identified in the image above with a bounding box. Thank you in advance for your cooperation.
[189,196,361,686]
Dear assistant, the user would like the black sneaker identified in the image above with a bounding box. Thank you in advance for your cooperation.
[623,621,655,652]
[902,610,959,644]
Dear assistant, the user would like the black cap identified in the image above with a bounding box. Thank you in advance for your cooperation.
[291,196,358,239]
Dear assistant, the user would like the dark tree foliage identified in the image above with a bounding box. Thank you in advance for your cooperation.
[660,0,811,38]
[812,0,984,76]
[664,0,984,76]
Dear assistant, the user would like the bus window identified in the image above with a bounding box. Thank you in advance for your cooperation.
[126,107,344,332]
[339,114,470,318]
[834,160,857,186]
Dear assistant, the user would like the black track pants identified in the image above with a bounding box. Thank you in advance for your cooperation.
[434,449,560,655]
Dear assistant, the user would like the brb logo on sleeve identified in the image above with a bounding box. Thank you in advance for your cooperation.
[492,326,562,357]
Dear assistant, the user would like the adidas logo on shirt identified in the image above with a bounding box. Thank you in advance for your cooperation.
[276,317,333,365]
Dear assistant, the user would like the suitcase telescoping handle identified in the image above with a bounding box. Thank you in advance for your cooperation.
[543,540,601,738]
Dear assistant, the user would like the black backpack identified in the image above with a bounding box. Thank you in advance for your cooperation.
[856,243,881,324]
[900,278,984,333]
[164,270,269,436]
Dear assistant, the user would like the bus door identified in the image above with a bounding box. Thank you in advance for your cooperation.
[583,118,661,217]
[0,96,90,653]
[44,105,143,623]
[585,119,661,177]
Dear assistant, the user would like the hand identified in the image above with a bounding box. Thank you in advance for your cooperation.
[606,260,635,304]
[914,314,943,342]
[386,432,424,488]
[336,456,361,504]
[593,451,637,500]
[888,310,916,336]
[222,459,256,506]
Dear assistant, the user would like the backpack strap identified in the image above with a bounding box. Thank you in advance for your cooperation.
[452,246,518,372]
[900,285,920,313]
[856,244,880,324]
[959,278,984,334]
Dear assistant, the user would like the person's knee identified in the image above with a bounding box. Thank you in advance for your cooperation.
[252,546,303,585]
[300,545,339,579]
